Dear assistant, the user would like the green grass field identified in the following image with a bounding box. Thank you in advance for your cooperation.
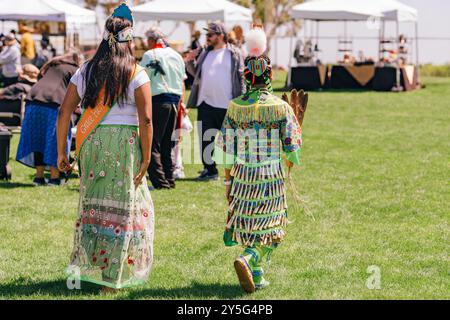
[0,75,449,300]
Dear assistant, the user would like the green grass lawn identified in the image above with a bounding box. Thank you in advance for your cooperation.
[0,75,449,300]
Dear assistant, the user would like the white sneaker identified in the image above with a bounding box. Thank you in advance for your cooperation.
[173,170,185,180]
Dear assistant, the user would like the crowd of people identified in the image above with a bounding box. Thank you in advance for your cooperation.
[0,26,76,185]
[1,3,303,294]
[0,26,56,86]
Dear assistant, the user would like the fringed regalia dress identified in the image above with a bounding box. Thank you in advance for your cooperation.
[215,87,302,287]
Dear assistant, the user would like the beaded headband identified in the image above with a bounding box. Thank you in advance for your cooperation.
[247,57,268,77]
[103,27,134,46]
[103,3,134,47]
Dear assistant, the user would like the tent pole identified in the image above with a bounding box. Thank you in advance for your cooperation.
[415,21,420,85]
[378,19,382,62]
[274,36,278,68]
[344,21,347,39]
[396,20,400,89]
[304,19,307,39]
[316,20,319,44]
[287,19,294,89]
[316,20,320,63]
[310,21,317,41]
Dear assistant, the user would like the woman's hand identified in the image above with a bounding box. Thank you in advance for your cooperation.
[134,161,149,189]
[57,154,71,172]
[135,83,152,188]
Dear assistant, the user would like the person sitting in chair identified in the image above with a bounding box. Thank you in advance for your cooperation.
[0,64,39,127]
[0,64,39,100]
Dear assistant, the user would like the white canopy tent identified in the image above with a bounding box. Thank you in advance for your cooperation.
[291,0,382,21]
[0,0,97,53]
[358,0,418,22]
[289,0,419,88]
[0,0,97,28]
[132,0,252,23]
[291,0,417,22]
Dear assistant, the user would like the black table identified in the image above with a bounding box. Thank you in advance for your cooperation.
[372,66,418,91]
[329,65,374,89]
[290,66,326,91]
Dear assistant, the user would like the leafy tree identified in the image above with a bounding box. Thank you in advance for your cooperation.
[83,0,98,10]
[84,0,125,16]
[233,0,304,53]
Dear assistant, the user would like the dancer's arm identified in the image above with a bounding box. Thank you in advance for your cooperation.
[134,82,153,188]
[225,168,233,203]
[281,104,302,168]
[185,48,201,76]
[57,83,80,172]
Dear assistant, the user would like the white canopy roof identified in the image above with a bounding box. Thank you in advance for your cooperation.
[291,0,380,21]
[291,0,418,22]
[369,0,418,22]
[132,0,252,23]
[0,0,97,26]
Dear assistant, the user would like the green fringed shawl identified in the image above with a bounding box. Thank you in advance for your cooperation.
[227,89,291,124]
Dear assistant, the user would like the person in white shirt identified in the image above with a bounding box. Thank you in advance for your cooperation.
[185,22,245,181]
[0,35,21,87]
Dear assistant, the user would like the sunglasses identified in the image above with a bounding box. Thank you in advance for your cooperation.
[206,33,219,38]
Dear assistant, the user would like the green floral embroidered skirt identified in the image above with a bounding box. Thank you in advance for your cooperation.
[68,125,154,289]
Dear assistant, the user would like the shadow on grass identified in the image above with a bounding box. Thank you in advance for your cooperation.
[0,277,100,298]
[275,88,373,94]
[0,278,246,299]
[176,177,206,182]
[0,182,35,189]
[125,281,246,300]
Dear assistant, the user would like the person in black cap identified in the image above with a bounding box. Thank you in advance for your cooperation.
[185,21,245,181]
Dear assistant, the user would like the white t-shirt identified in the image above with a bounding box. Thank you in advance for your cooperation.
[0,44,21,78]
[197,48,232,109]
[70,65,150,126]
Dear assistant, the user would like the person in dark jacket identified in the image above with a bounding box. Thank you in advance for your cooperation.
[0,64,39,126]
[16,50,82,186]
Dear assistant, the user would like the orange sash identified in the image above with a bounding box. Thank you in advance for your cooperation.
[75,64,144,156]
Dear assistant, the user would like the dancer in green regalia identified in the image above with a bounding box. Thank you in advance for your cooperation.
[215,27,302,293]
